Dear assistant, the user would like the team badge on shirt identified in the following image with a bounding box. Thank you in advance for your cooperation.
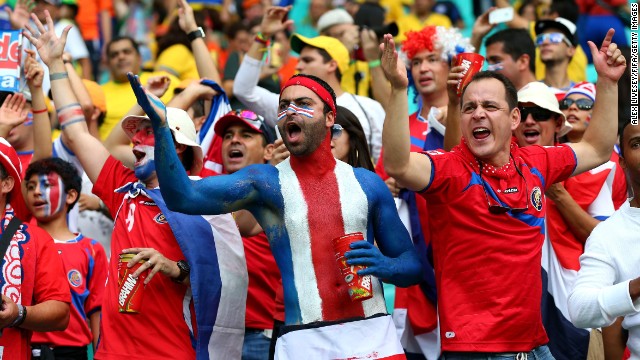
[154,213,168,224]
[530,186,543,211]
[68,269,83,287]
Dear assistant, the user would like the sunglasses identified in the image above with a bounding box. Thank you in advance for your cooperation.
[536,32,573,47]
[479,161,529,214]
[331,124,344,140]
[230,109,265,128]
[559,98,594,111]
[519,106,555,122]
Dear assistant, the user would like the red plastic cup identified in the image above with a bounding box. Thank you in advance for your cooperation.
[453,53,485,97]
[332,232,373,302]
[118,253,148,314]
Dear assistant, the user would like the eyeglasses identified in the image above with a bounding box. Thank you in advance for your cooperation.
[331,124,344,140]
[519,106,555,122]
[479,160,529,214]
[559,98,594,111]
[536,32,572,47]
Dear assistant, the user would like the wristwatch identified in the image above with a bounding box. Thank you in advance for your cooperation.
[10,304,27,328]
[188,27,205,42]
[174,260,190,283]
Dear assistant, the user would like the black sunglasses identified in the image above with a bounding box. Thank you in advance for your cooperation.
[559,98,594,111]
[519,107,555,122]
[479,161,529,214]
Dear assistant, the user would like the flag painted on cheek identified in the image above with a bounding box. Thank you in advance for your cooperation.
[277,103,315,121]
[40,173,66,217]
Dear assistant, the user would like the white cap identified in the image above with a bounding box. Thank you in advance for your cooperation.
[517,82,572,137]
[121,107,203,173]
[317,8,354,33]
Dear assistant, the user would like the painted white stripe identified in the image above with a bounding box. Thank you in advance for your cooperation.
[278,159,323,323]
[182,287,194,336]
[334,161,387,317]
[393,308,441,360]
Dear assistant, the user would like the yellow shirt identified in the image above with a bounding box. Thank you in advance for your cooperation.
[529,22,587,83]
[341,60,371,97]
[396,13,452,42]
[380,0,406,23]
[100,71,180,140]
[154,44,200,81]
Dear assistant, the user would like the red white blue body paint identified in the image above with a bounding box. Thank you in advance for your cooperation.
[39,172,66,217]
[278,103,315,121]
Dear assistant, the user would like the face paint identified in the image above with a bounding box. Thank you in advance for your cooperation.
[133,144,156,181]
[278,103,315,121]
[24,112,33,126]
[38,172,66,217]
[486,63,504,71]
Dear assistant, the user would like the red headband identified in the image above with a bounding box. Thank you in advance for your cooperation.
[281,77,337,116]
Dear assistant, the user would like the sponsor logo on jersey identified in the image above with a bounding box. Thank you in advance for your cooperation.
[503,187,518,194]
[139,201,156,206]
[530,186,543,211]
[154,213,168,224]
[68,269,82,287]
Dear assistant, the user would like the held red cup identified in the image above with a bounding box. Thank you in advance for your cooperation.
[332,232,373,302]
[453,53,485,97]
[118,253,148,314]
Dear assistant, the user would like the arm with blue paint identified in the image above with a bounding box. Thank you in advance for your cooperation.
[345,170,422,288]
[129,73,266,215]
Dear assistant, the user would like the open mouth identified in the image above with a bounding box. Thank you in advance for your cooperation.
[566,115,579,123]
[523,129,540,143]
[472,127,491,140]
[133,149,146,165]
[286,122,302,142]
[228,149,244,159]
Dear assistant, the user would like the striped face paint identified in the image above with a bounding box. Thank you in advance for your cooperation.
[24,112,33,126]
[38,172,66,217]
[277,103,315,121]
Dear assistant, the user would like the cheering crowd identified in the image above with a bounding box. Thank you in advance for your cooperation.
[0,0,635,359]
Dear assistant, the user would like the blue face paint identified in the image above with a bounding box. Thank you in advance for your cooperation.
[24,112,33,126]
[487,63,504,71]
[133,144,156,181]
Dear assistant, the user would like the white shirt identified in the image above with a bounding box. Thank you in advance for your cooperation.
[568,201,640,358]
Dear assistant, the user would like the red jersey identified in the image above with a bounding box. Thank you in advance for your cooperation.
[32,234,108,348]
[421,142,577,352]
[92,157,194,360]
[0,217,71,360]
[17,151,34,178]
[243,232,281,329]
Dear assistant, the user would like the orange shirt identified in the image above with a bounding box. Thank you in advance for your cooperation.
[278,56,298,87]
[76,0,113,41]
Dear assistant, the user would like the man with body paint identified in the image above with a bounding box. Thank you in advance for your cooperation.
[131,69,422,358]
[24,158,108,359]
[23,12,248,360]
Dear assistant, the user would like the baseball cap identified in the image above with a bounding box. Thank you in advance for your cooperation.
[534,17,577,46]
[214,110,275,144]
[0,138,27,218]
[317,9,354,33]
[121,107,203,173]
[564,81,596,102]
[81,79,106,113]
[517,81,572,137]
[290,34,350,74]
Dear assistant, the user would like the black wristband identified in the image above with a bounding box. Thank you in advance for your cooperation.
[187,27,205,42]
[10,304,27,328]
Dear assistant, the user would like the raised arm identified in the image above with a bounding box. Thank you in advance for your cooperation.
[24,49,52,161]
[177,0,220,82]
[128,73,263,215]
[569,29,626,176]
[24,10,109,184]
[380,34,433,191]
[232,6,291,126]
[443,63,464,151]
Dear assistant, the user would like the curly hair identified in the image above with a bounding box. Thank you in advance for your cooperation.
[401,26,438,61]
[25,157,82,213]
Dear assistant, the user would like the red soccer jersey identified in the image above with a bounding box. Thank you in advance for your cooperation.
[421,143,577,352]
[0,222,71,360]
[32,234,108,347]
[243,232,281,329]
[17,151,34,178]
[92,157,194,360]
